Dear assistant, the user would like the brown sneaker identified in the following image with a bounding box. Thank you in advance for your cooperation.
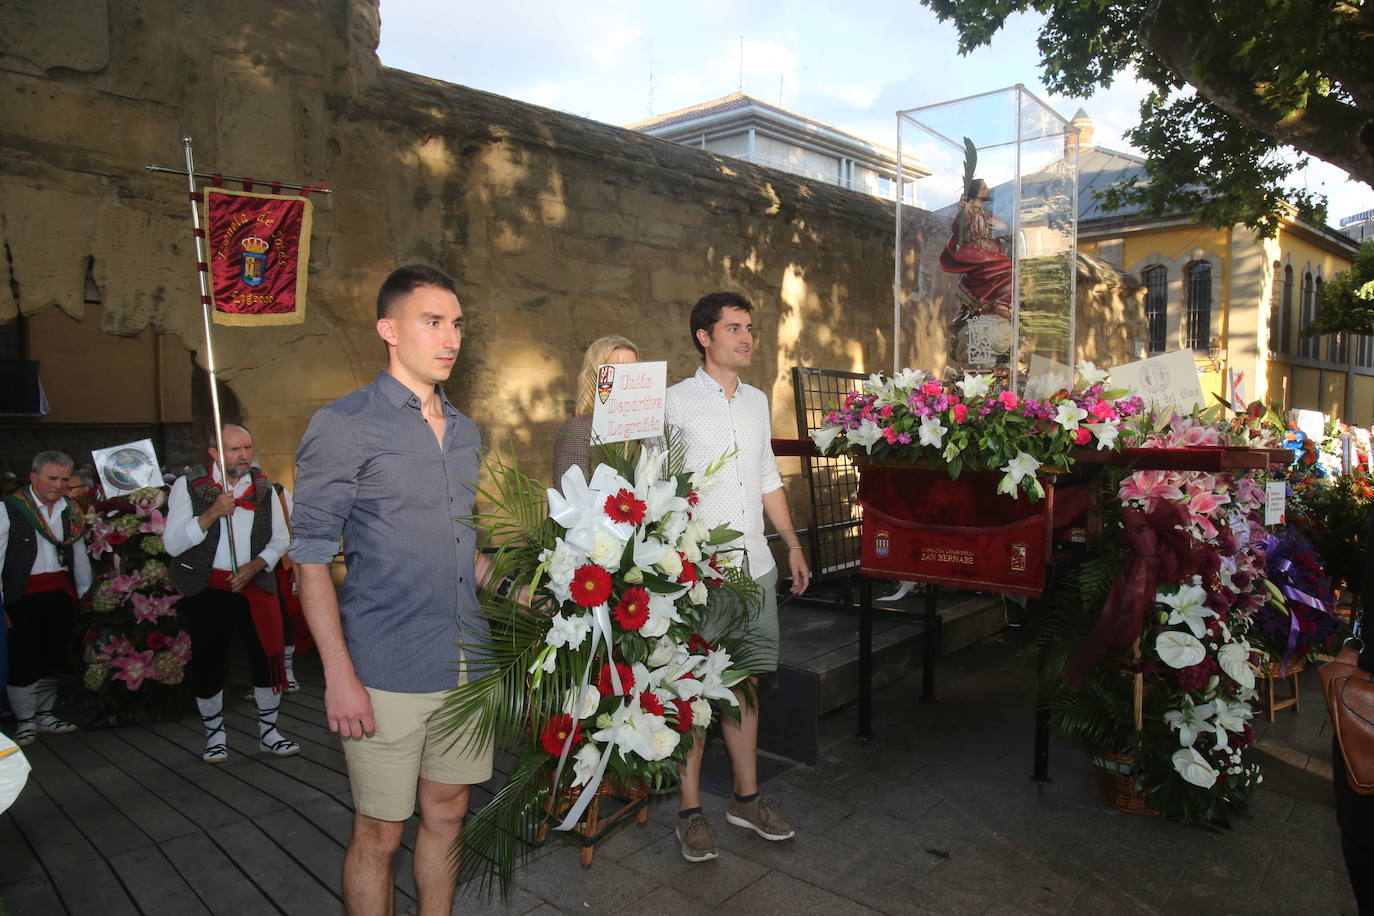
[675,812,719,862]
[725,795,795,841]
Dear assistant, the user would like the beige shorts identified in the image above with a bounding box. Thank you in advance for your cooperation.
[342,686,494,821]
[702,567,780,673]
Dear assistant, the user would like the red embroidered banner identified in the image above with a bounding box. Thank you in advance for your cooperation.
[204,187,312,326]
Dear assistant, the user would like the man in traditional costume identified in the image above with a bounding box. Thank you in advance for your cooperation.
[164,424,299,763]
[1,451,89,746]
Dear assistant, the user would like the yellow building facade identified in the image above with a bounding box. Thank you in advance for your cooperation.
[1074,134,1361,425]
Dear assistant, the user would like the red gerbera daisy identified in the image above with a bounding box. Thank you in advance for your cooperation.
[639,690,665,716]
[539,713,582,756]
[604,488,647,525]
[597,661,635,696]
[671,698,694,732]
[612,586,651,631]
[570,564,613,607]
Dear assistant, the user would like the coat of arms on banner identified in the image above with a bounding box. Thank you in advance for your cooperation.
[204,187,313,326]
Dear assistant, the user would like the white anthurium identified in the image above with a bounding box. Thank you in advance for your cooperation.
[1172,747,1219,788]
[690,697,713,729]
[1077,360,1111,386]
[1002,451,1040,485]
[1210,696,1252,749]
[1157,581,1215,638]
[957,373,993,399]
[545,610,592,651]
[562,685,601,720]
[1085,422,1120,450]
[811,423,843,454]
[1217,641,1256,689]
[1053,402,1089,431]
[571,742,601,787]
[850,419,884,453]
[1163,696,1215,748]
[918,415,947,449]
[1155,630,1207,669]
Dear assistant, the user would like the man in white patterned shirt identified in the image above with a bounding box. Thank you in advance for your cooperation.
[665,291,811,863]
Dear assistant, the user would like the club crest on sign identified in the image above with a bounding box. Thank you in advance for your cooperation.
[874,529,891,557]
[597,365,616,404]
[1008,541,1028,572]
[240,237,270,287]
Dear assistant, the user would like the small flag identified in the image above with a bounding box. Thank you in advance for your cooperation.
[204,187,312,326]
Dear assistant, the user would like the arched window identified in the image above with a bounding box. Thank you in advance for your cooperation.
[1299,271,1318,358]
[1184,261,1211,349]
[1143,265,1167,353]
[1280,265,1294,354]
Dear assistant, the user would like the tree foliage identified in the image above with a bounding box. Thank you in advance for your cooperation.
[922,0,1374,236]
[1306,237,1374,336]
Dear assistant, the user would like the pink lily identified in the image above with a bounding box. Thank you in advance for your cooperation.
[111,650,156,691]
[108,569,142,596]
[167,631,193,664]
[138,509,166,535]
[130,592,178,623]
[1118,470,1184,508]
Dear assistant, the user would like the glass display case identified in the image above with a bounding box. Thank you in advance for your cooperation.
[894,86,1078,394]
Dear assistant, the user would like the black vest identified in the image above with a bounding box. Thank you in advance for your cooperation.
[3,498,76,605]
[167,468,277,598]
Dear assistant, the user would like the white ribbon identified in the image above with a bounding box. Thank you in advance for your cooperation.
[549,601,625,831]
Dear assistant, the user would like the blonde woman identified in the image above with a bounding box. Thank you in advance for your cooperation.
[552,335,640,486]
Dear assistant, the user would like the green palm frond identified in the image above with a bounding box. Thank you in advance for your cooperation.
[453,747,554,899]
[663,423,688,478]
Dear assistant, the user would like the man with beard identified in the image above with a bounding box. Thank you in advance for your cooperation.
[164,424,298,763]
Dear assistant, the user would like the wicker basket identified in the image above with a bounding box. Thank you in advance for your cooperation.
[1257,656,1307,679]
[1090,750,1159,816]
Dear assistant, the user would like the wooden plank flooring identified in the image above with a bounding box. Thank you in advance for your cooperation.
[0,656,425,916]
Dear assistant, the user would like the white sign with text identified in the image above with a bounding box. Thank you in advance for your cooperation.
[1264,481,1287,526]
[591,360,666,445]
[1107,350,1205,414]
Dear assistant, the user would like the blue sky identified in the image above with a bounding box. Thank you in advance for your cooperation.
[376,0,1373,228]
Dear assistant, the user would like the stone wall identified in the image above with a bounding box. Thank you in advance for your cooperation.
[0,0,1143,537]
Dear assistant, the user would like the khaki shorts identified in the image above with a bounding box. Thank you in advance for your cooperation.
[342,685,494,822]
[702,566,780,673]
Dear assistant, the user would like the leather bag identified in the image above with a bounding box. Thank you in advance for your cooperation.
[1321,643,1374,795]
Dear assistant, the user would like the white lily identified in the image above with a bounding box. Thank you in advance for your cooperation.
[957,373,992,399]
[571,742,601,787]
[1077,360,1110,385]
[997,473,1019,497]
[891,367,926,390]
[1085,422,1120,450]
[641,592,683,638]
[850,419,884,453]
[1053,402,1089,431]
[634,447,667,489]
[918,415,947,449]
[1155,630,1207,669]
[1171,747,1218,788]
[1163,696,1215,747]
[863,372,887,395]
[694,647,740,706]
[1157,581,1214,638]
[631,531,670,571]
[1210,696,1252,749]
[1001,451,1040,485]
[639,478,687,526]
[811,424,843,454]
